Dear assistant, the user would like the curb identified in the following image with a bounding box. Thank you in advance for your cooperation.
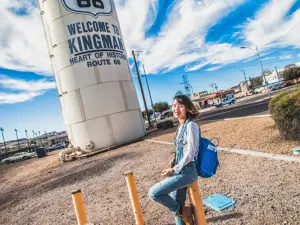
[195,101,269,121]
[144,139,300,163]
[223,115,271,120]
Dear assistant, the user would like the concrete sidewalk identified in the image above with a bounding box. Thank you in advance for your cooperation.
[145,139,300,162]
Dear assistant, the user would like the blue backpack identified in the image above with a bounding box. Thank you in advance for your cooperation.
[179,120,219,178]
[195,137,219,178]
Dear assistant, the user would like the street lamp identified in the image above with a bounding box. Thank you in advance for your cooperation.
[239,69,249,91]
[240,46,271,97]
[25,130,30,151]
[35,132,39,146]
[15,129,20,150]
[38,131,42,145]
[0,127,8,157]
[32,130,36,146]
[44,131,47,146]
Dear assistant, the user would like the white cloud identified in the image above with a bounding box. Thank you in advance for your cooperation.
[115,0,249,73]
[279,55,293,60]
[231,31,241,39]
[0,75,55,91]
[1,0,300,79]
[0,0,51,75]
[243,0,300,49]
[205,66,223,71]
[262,56,275,61]
[0,76,55,104]
[0,91,43,104]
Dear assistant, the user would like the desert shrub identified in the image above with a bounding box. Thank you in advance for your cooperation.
[269,88,300,140]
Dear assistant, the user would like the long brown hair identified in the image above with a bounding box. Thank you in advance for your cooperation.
[173,95,199,120]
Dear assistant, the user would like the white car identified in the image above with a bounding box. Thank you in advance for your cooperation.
[215,94,236,108]
[1,152,37,164]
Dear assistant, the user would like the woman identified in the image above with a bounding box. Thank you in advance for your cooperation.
[149,95,200,225]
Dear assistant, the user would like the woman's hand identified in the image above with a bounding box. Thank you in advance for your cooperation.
[169,157,175,167]
[161,168,175,177]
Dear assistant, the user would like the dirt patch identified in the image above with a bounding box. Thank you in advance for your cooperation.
[147,117,300,156]
[1,140,300,225]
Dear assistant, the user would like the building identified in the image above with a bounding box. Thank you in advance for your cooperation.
[191,91,209,100]
[47,131,68,145]
[263,68,284,84]
[192,89,235,108]
[239,80,252,92]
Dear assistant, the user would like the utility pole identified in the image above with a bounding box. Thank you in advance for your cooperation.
[209,83,215,93]
[181,74,193,97]
[35,132,39,146]
[132,50,151,128]
[0,127,8,157]
[240,46,270,97]
[44,131,47,147]
[25,130,30,151]
[239,69,249,91]
[15,129,20,150]
[38,131,42,146]
[275,66,280,80]
[142,64,157,126]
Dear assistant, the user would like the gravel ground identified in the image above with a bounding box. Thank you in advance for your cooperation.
[0,139,300,225]
[147,117,300,156]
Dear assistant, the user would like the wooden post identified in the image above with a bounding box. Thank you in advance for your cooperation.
[124,172,145,225]
[72,189,88,225]
[188,181,207,225]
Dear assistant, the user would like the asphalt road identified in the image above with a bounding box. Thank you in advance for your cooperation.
[196,83,300,121]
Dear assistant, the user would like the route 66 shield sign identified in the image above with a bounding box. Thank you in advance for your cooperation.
[61,0,112,17]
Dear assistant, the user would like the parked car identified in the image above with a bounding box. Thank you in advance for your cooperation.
[46,143,65,152]
[215,94,236,108]
[1,152,37,164]
[283,80,294,87]
[270,82,284,91]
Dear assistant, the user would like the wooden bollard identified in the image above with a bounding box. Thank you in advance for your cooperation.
[72,189,88,225]
[124,172,145,225]
[188,181,207,225]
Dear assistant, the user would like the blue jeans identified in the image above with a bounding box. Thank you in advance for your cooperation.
[149,163,198,225]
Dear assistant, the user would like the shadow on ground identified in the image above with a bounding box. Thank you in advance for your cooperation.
[0,151,140,210]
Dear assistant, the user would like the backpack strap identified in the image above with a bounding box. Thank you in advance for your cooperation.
[176,119,190,143]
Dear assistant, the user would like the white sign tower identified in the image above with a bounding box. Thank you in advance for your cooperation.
[38,0,146,151]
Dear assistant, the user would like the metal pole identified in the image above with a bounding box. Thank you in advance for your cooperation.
[275,67,280,80]
[15,129,20,150]
[35,133,40,146]
[142,64,157,126]
[0,128,8,157]
[25,130,30,152]
[44,131,47,147]
[124,172,145,225]
[38,131,42,146]
[240,69,248,90]
[132,50,151,127]
[72,190,88,225]
[255,46,271,97]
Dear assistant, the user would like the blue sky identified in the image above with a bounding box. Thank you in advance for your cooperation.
[0,0,300,140]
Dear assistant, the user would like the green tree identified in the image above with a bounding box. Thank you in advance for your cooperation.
[283,68,300,81]
[154,102,169,113]
[250,76,264,87]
